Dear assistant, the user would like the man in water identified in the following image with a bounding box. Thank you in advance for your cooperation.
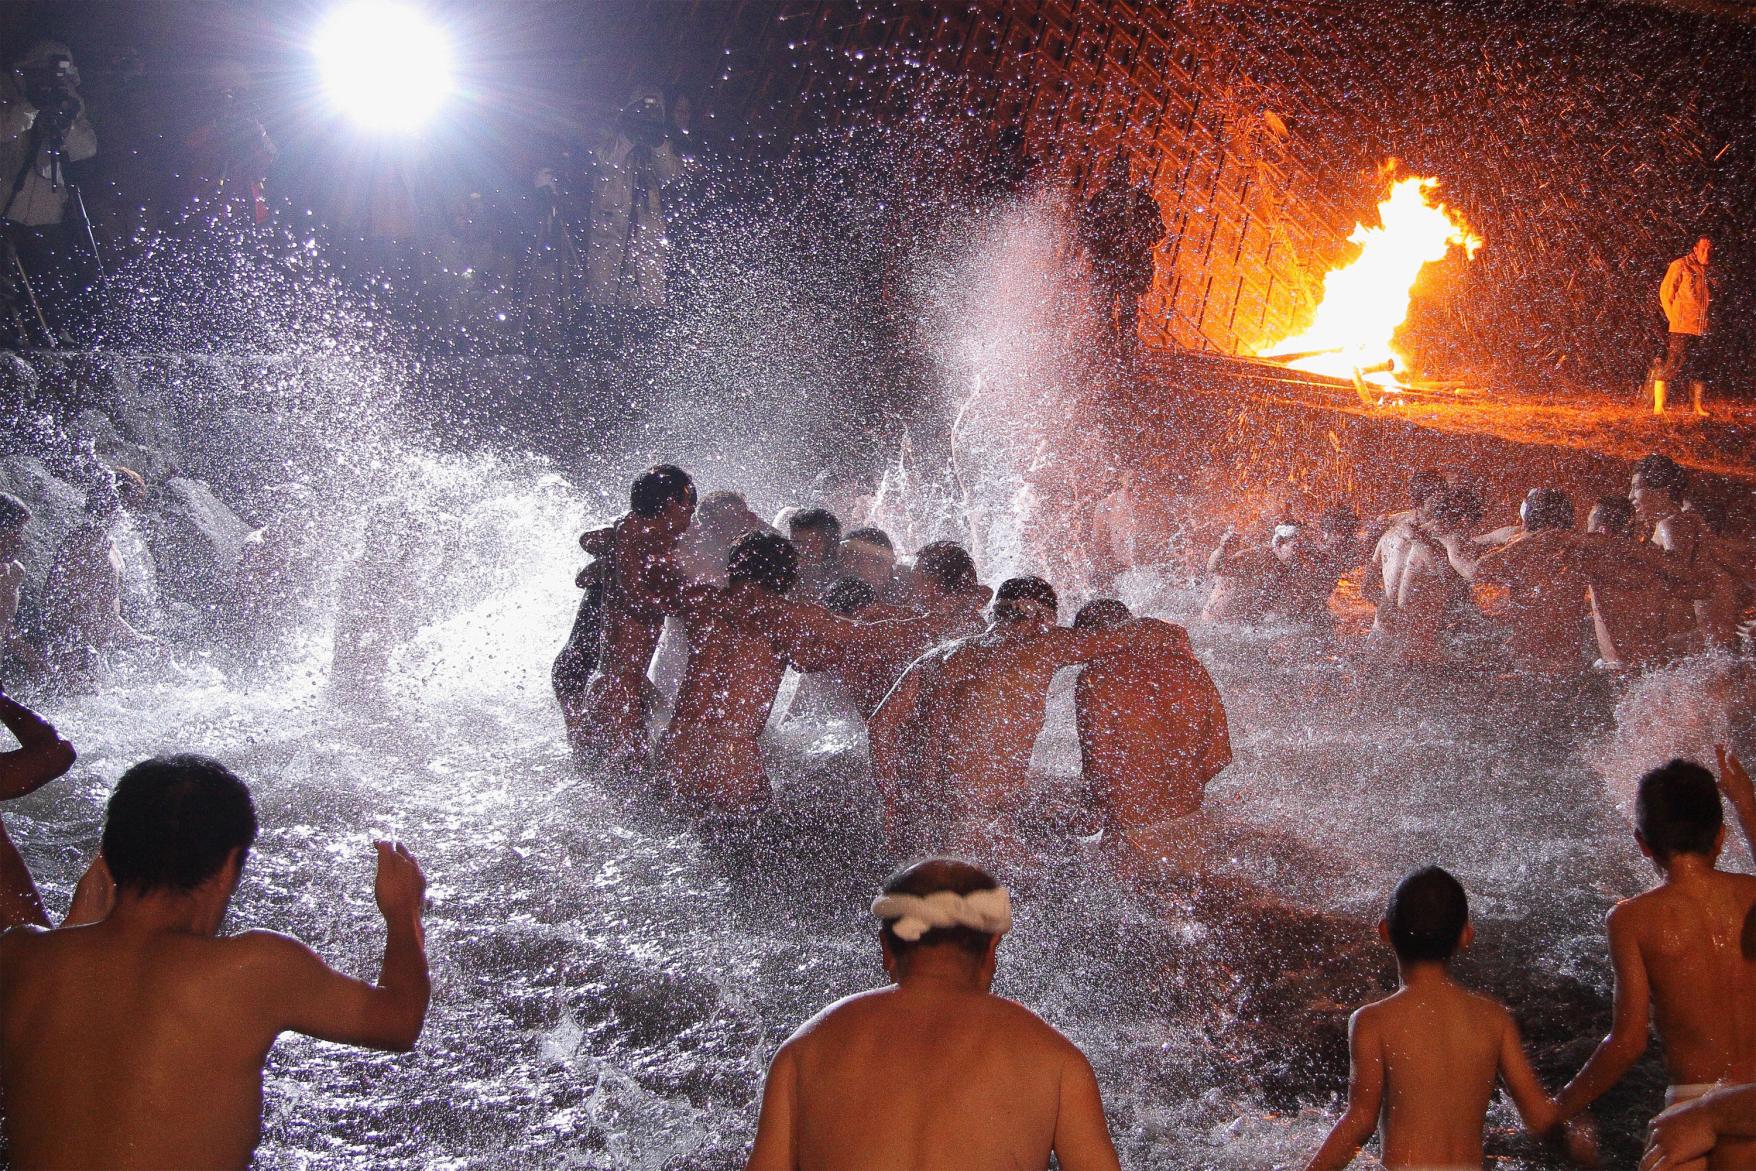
[37,481,158,681]
[0,688,79,929]
[868,576,1127,857]
[0,754,431,1170]
[1276,506,1368,631]
[786,508,842,602]
[1467,488,1592,674]
[1303,866,1590,1170]
[1553,758,1756,1164]
[1631,454,1742,652]
[837,526,895,593]
[1204,524,1284,623]
[746,857,1121,1171]
[1071,600,1231,869]
[572,465,697,768]
[1581,496,1701,669]
[1364,486,1483,664]
[656,531,936,817]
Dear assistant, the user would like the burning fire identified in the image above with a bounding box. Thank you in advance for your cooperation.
[1258,170,1482,387]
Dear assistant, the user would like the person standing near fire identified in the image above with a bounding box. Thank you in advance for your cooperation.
[1654,235,1712,418]
[1078,154,1164,360]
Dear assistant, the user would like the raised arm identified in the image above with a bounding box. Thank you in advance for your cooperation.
[745,1040,801,1171]
[0,690,77,800]
[1052,1046,1122,1171]
[260,841,430,1051]
[868,661,927,830]
[1304,1007,1385,1171]
[1556,905,1650,1121]
[1716,747,1756,868]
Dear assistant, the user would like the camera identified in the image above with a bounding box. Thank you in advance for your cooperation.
[15,56,80,139]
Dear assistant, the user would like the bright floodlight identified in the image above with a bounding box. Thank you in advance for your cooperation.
[316,3,454,132]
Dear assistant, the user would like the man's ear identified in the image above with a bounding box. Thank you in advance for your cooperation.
[879,930,898,980]
[1376,919,1390,945]
[1713,824,1727,862]
[1458,921,1476,953]
[1635,829,1655,861]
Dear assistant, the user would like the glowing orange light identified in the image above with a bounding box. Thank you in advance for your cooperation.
[1258,169,1482,387]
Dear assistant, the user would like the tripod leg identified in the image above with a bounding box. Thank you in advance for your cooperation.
[6,240,56,348]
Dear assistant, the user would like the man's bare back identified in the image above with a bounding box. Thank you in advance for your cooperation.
[1472,530,1591,673]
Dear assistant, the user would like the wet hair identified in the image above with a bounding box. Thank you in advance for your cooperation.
[824,576,877,616]
[1409,470,1447,508]
[1073,598,1131,629]
[726,530,799,595]
[629,465,695,518]
[101,755,259,894]
[1636,759,1722,861]
[993,576,1057,623]
[1521,488,1575,533]
[788,508,842,546]
[1386,866,1469,963]
[915,541,978,596]
[1633,454,1686,501]
[1590,495,1635,537]
[879,857,1003,962]
[1318,505,1360,537]
[843,526,893,552]
[0,491,30,529]
[695,489,750,524]
[1430,486,1484,529]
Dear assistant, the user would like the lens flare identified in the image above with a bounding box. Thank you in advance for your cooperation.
[315,3,454,132]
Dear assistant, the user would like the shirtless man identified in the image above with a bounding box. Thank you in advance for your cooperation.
[787,508,842,602]
[867,576,1127,857]
[746,858,1120,1171]
[1204,525,1283,622]
[1365,487,1483,664]
[0,688,78,929]
[572,465,697,767]
[1278,507,1368,630]
[1632,454,1743,653]
[1305,866,1589,1170]
[37,483,158,680]
[1581,496,1701,669]
[1071,600,1230,867]
[838,526,896,593]
[0,754,430,1171]
[1554,758,1756,1166]
[1468,488,1592,674]
[655,531,933,817]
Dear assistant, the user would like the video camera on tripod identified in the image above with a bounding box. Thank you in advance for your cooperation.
[13,53,81,145]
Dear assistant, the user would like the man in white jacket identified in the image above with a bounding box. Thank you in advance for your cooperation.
[1656,236,1711,418]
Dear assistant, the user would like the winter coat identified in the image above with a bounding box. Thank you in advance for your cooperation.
[582,131,679,309]
[1660,253,1710,336]
[0,72,97,228]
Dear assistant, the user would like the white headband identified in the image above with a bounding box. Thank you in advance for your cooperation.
[871,887,1013,942]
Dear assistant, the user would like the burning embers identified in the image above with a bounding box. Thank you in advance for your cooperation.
[1257,167,1482,390]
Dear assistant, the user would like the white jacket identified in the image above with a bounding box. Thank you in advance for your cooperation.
[0,72,97,228]
[1660,253,1710,336]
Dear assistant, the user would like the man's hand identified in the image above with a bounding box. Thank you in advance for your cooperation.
[1715,746,1755,813]
[1642,1100,1716,1171]
[373,840,426,924]
[1560,1115,1601,1167]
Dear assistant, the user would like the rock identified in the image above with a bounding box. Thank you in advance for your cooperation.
[71,408,177,485]
[144,476,252,615]
[0,455,86,599]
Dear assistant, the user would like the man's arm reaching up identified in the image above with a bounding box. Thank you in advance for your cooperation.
[0,690,77,800]
[254,840,431,1051]
[1716,747,1756,867]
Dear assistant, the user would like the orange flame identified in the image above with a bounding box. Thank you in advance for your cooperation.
[1258,171,1482,386]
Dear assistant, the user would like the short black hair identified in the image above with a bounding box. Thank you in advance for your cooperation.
[727,530,799,595]
[1636,759,1722,860]
[1073,598,1131,629]
[824,576,877,616]
[1633,454,1686,500]
[788,508,842,545]
[101,755,259,894]
[915,541,978,596]
[993,575,1057,623]
[629,465,695,518]
[1318,505,1360,536]
[843,526,893,551]
[1410,470,1447,508]
[0,491,30,529]
[879,857,1003,962]
[1386,865,1469,963]
[1521,488,1575,533]
[1590,495,1634,536]
[1431,486,1484,528]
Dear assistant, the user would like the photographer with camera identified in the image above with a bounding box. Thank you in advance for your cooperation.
[580,87,681,347]
[182,61,277,227]
[0,40,98,345]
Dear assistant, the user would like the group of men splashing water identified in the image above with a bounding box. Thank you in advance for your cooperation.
[0,443,1752,1170]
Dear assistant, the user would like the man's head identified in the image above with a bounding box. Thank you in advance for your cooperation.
[1635,759,1723,864]
[1383,865,1471,965]
[0,492,30,561]
[1073,598,1131,630]
[1409,470,1447,510]
[1693,236,1712,265]
[629,465,697,535]
[874,857,1009,983]
[787,509,842,568]
[824,576,877,617]
[726,530,799,596]
[992,576,1057,627]
[1423,486,1484,536]
[1317,505,1361,546]
[1520,488,1575,533]
[694,489,755,540]
[1588,495,1635,538]
[839,526,895,590]
[914,540,980,601]
[101,755,259,901]
[1631,453,1686,523]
